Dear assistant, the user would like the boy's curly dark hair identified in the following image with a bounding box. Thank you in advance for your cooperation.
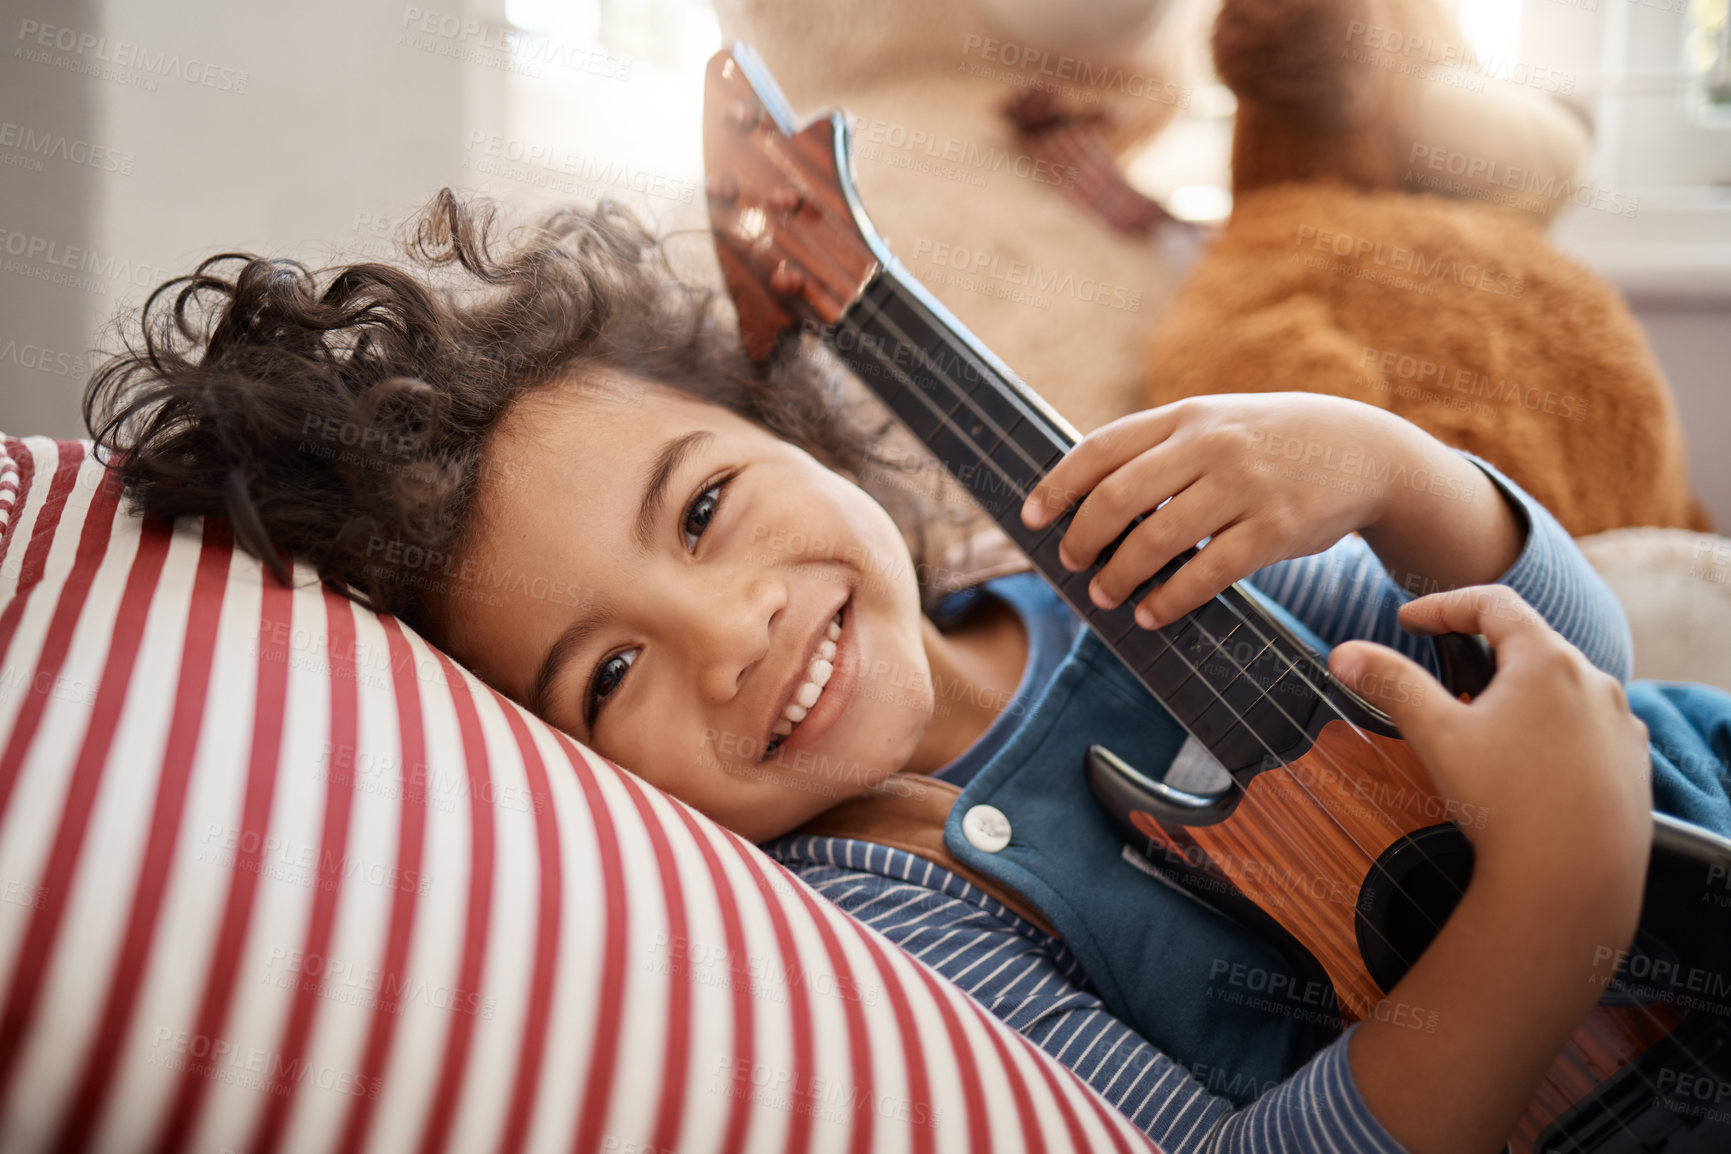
[83,188,959,643]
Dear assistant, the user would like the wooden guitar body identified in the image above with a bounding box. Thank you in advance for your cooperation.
[702,43,1731,1151]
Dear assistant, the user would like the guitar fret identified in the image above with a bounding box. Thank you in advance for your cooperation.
[1138,620,1207,697]
[858,290,1044,513]
[874,281,1061,479]
[1192,633,1274,731]
[833,270,1331,777]
[1237,639,1284,707]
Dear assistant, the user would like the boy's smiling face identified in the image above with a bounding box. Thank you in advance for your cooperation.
[431,376,937,840]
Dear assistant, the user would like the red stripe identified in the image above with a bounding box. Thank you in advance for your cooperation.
[551,736,628,1154]
[0,436,36,582]
[851,941,948,1154]
[666,808,753,1154]
[612,775,692,1153]
[245,586,362,1154]
[0,512,173,1104]
[914,966,987,1152]
[49,519,234,1153]
[146,556,296,1154]
[1031,1038,1142,1154]
[716,830,815,1154]
[0,439,78,668]
[492,707,563,1154]
[1021,1034,1097,1154]
[413,653,495,1154]
[333,617,431,1154]
[1045,1065,1142,1154]
[887,929,1136,1153]
[0,449,119,824]
[852,934,935,1154]
[946,971,1043,1152]
[780,874,876,1154]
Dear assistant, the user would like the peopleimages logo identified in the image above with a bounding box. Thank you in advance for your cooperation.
[959,33,1189,107]
[1293,225,1525,298]
[461,131,696,203]
[0,339,87,378]
[1343,21,1576,95]
[15,19,249,92]
[149,1028,379,1099]
[0,122,133,174]
[398,7,631,81]
[1407,144,1639,218]
[1359,345,1590,423]
[910,238,1142,312]
[0,226,172,297]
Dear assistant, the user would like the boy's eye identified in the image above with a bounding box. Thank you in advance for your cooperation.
[682,477,730,551]
[586,648,637,726]
[585,474,733,728]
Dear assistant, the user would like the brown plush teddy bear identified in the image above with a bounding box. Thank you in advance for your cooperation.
[1146,0,1712,537]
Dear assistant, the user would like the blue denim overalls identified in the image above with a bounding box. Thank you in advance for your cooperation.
[929,574,1731,1104]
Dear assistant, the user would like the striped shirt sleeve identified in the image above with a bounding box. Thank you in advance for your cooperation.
[1245,449,1634,683]
[771,837,1410,1154]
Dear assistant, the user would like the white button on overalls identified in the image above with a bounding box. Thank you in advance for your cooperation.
[961,804,1012,853]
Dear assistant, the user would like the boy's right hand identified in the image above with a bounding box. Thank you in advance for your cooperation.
[1331,586,1657,1153]
[1327,585,1652,907]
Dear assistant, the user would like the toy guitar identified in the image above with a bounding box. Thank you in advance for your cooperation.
[701,43,1731,1151]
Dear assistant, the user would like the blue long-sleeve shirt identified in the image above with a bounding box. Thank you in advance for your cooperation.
[765,451,1635,1153]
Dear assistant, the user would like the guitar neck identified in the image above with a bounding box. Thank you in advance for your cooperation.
[824,262,1369,779]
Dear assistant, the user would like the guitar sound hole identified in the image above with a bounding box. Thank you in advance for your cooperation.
[1356,824,1476,993]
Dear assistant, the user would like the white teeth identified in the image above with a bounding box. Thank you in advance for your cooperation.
[768,609,844,754]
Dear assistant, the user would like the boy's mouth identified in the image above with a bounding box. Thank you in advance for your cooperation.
[761,601,845,761]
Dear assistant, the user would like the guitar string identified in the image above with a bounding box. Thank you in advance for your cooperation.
[699,79,1703,1134]
[683,228,1446,961]
[1156,576,1707,1124]
[844,282,1474,935]
[842,275,1694,1134]
[687,216,1449,986]
[853,275,1526,929]
[1086,481,1700,1143]
[844,286,1461,987]
[846,282,1443,875]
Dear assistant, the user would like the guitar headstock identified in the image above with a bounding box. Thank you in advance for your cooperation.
[703,44,884,361]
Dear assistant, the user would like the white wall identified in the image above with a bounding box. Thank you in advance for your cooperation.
[0,0,714,440]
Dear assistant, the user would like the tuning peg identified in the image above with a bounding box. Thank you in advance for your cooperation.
[726,101,760,131]
[706,173,739,203]
[769,261,805,295]
[768,185,804,213]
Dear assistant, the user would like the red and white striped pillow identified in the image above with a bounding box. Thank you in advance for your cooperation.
[0,435,1160,1154]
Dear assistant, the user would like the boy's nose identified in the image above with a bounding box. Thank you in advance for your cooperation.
[677,569,786,705]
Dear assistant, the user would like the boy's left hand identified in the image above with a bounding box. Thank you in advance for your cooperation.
[1020,392,1410,629]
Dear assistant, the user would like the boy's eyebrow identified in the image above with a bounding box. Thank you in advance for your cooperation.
[529,428,716,721]
[633,430,717,554]
[528,602,615,722]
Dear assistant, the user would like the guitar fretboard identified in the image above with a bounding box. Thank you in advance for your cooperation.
[825,266,1348,782]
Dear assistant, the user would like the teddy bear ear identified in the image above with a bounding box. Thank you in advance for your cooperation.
[703,44,883,363]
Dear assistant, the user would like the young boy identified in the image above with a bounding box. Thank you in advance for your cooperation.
[85,189,1728,1153]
